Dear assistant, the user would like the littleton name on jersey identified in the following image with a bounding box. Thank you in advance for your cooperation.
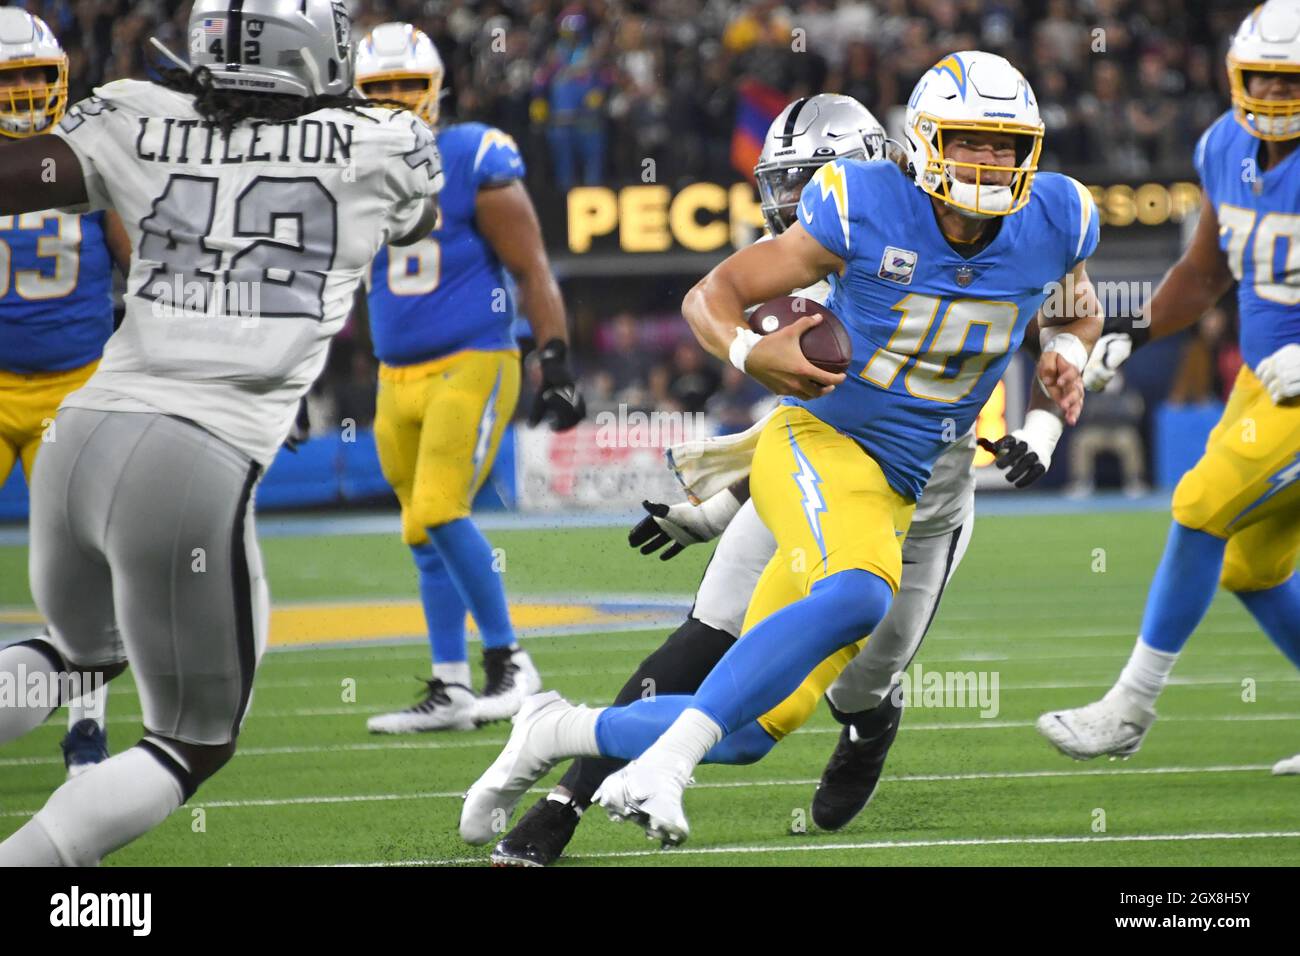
[131,116,355,167]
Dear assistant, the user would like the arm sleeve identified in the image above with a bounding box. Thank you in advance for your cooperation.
[48,93,119,214]
[472,127,526,188]
[795,160,855,261]
[384,115,445,239]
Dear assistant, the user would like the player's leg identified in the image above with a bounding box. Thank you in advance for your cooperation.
[409,350,536,723]
[1039,366,1300,759]
[812,513,975,829]
[369,363,474,732]
[0,412,268,865]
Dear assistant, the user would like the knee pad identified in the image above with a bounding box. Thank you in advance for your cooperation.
[140,734,238,800]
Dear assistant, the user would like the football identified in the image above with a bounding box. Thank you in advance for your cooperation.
[748,295,853,375]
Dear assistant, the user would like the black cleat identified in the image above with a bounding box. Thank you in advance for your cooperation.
[811,698,903,831]
[61,718,109,777]
[490,797,581,867]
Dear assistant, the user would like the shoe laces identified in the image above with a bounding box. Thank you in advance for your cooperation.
[406,678,454,714]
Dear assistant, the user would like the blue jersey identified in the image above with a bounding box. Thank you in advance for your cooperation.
[368,123,526,366]
[795,161,1099,499]
[0,210,113,374]
[1194,111,1300,370]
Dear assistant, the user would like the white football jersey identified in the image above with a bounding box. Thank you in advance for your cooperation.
[51,79,443,466]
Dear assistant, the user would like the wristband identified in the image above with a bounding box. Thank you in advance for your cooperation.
[1016,408,1064,450]
[1043,332,1089,374]
[729,327,763,372]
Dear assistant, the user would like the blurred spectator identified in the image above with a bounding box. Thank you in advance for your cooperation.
[668,341,722,413]
[708,366,774,434]
[1168,307,1243,405]
[1066,373,1150,498]
[532,8,612,189]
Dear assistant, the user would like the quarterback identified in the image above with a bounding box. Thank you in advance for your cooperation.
[0,0,443,865]
[463,51,1103,847]
[354,23,583,734]
[0,9,131,777]
[1039,0,1300,773]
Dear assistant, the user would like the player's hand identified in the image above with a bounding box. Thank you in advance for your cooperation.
[1083,331,1132,392]
[745,313,845,401]
[977,410,1064,489]
[1036,351,1084,426]
[628,500,714,560]
[1256,343,1300,404]
[529,338,586,431]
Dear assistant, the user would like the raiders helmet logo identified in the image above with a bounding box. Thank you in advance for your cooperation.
[247,19,264,37]
[331,3,350,61]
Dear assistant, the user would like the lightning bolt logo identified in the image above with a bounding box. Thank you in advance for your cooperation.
[474,129,522,172]
[1227,451,1300,531]
[787,424,829,572]
[932,54,968,99]
[811,161,851,252]
[470,370,504,487]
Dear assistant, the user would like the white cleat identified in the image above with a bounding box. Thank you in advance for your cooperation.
[460,690,572,845]
[366,679,476,734]
[472,648,543,725]
[593,760,691,847]
[1037,692,1156,761]
[1272,753,1300,776]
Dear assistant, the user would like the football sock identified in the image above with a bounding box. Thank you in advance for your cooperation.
[0,745,183,866]
[433,662,472,687]
[559,616,736,808]
[1135,522,1226,654]
[67,680,108,731]
[427,518,515,650]
[1235,575,1300,669]
[691,568,893,733]
[1111,637,1178,712]
[411,541,469,666]
[0,641,63,743]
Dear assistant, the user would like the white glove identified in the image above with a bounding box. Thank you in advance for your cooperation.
[628,488,742,560]
[1083,332,1132,392]
[1255,343,1300,404]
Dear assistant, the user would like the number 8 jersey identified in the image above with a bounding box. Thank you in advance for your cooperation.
[49,79,443,465]
[794,159,1099,500]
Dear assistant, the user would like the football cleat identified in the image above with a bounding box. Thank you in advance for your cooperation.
[490,796,582,867]
[592,759,690,847]
[366,678,475,734]
[472,647,542,725]
[460,690,572,845]
[1272,752,1300,776]
[60,718,108,779]
[1036,691,1156,760]
[811,704,903,831]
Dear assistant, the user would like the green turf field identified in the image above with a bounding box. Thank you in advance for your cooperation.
[1,508,1297,866]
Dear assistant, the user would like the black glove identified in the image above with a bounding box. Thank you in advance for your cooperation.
[978,435,1046,489]
[528,338,586,431]
[628,501,687,560]
[283,399,311,453]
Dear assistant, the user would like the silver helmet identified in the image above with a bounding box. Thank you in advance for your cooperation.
[181,0,353,98]
[754,94,886,234]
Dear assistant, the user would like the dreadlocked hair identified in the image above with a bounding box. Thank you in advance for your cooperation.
[157,66,414,136]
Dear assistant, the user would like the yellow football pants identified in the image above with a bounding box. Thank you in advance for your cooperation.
[740,406,915,739]
[0,360,99,484]
[374,349,520,547]
[1172,365,1300,592]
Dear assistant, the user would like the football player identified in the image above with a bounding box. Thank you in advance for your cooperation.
[353,23,582,734]
[462,51,1103,847]
[490,93,1073,866]
[1038,0,1300,774]
[0,0,443,865]
[0,8,131,778]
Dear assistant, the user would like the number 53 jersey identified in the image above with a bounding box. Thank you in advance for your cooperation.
[49,79,444,466]
[794,160,1099,500]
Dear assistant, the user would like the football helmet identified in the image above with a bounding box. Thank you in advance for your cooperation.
[354,22,443,125]
[179,0,354,98]
[1227,0,1300,141]
[755,94,886,234]
[902,51,1043,218]
[0,9,68,139]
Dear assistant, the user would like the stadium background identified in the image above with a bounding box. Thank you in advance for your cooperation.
[0,0,1260,517]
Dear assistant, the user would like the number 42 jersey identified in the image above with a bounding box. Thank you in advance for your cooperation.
[50,79,444,466]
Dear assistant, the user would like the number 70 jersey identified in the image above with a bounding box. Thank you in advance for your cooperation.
[50,79,443,466]
[794,160,1098,500]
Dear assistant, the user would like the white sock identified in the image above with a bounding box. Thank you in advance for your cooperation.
[0,642,63,744]
[433,661,471,688]
[67,680,108,730]
[1110,636,1178,712]
[0,745,185,866]
[639,707,723,780]
[549,704,604,759]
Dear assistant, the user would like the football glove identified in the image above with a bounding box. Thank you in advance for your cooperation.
[978,409,1064,489]
[1083,314,1150,392]
[528,338,586,431]
[1255,343,1300,404]
[628,490,742,561]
